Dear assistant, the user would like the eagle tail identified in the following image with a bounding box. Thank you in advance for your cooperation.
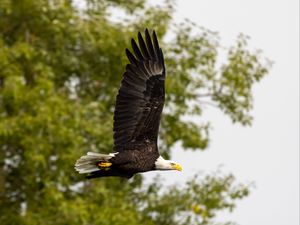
[74,152,117,174]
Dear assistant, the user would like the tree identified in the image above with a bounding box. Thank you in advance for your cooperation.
[0,0,270,224]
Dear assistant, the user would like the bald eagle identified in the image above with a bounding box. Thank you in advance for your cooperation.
[75,29,182,179]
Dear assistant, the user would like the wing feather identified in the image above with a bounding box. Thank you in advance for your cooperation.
[138,32,150,60]
[152,31,160,58]
[125,49,138,65]
[113,29,166,149]
[145,29,156,60]
[131,39,144,61]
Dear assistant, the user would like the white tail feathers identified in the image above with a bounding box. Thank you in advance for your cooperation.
[74,152,117,174]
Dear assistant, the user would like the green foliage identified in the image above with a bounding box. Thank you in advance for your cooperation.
[132,172,251,225]
[0,0,270,224]
[214,34,270,125]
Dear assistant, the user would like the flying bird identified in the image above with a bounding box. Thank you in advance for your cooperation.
[75,29,182,179]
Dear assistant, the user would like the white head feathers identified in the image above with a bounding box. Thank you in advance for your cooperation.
[154,156,182,171]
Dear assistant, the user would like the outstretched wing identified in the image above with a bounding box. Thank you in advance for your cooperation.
[113,29,166,149]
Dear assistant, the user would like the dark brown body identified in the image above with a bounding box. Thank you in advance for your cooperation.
[87,141,159,179]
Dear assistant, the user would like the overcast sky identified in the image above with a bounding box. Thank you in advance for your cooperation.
[145,0,299,225]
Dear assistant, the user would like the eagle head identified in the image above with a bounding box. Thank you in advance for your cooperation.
[154,156,182,171]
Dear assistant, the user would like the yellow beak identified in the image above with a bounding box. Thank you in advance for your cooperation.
[172,163,183,171]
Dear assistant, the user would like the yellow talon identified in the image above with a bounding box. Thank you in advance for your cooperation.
[98,161,112,168]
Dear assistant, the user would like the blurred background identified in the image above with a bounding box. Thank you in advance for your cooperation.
[0,0,298,225]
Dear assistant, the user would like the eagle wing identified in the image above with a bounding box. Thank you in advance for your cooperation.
[113,29,166,149]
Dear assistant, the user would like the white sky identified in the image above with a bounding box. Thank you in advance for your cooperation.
[145,0,299,225]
